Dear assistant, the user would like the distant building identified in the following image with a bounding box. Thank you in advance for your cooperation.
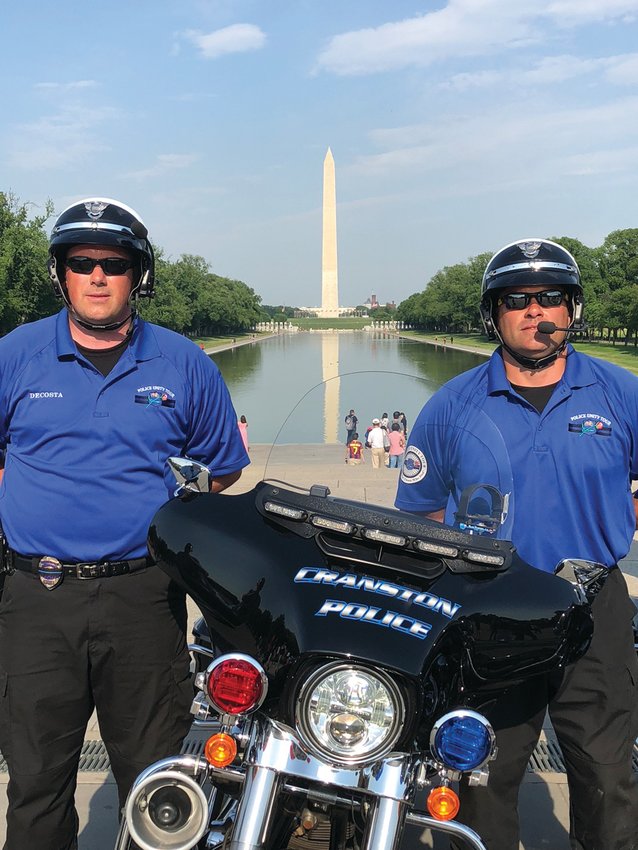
[363,294,396,312]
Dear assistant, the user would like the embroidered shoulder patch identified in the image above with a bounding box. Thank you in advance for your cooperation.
[400,447,428,483]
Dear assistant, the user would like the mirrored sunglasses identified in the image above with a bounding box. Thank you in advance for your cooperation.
[65,256,134,276]
[497,289,567,311]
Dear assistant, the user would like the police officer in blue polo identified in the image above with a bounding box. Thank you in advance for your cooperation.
[396,238,638,849]
[0,198,249,849]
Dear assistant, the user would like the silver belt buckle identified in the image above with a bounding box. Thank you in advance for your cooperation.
[76,562,99,580]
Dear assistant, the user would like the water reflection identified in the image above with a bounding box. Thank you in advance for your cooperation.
[211,332,485,445]
[322,334,340,443]
[211,338,263,388]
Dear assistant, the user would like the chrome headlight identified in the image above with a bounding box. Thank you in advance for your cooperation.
[295,662,405,766]
[430,710,496,772]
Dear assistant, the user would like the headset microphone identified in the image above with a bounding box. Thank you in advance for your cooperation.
[537,321,584,335]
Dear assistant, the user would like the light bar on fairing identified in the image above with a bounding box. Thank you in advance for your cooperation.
[256,481,514,574]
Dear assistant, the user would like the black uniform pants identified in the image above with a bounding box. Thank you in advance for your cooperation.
[0,566,193,850]
[453,567,638,850]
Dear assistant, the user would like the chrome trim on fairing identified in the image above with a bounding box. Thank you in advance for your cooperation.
[189,642,217,660]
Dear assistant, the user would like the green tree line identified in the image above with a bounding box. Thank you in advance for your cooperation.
[4,192,637,341]
[0,192,265,337]
[397,231,638,344]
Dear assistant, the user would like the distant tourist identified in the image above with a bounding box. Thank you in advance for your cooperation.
[387,423,405,469]
[366,419,387,469]
[345,433,365,465]
[380,412,389,429]
[238,414,249,452]
[344,408,358,444]
[400,411,408,438]
[392,411,405,434]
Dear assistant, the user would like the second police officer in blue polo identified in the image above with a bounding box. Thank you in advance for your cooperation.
[0,198,250,850]
[396,238,638,850]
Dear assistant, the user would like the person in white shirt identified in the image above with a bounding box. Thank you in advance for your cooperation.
[366,418,387,469]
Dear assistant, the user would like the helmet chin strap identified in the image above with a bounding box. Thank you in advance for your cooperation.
[69,307,136,333]
[495,328,567,371]
[57,270,138,333]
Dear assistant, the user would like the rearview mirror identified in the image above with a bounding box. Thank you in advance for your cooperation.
[166,457,211,497]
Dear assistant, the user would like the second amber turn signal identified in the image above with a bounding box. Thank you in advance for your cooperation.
[204,732,237,768]
[427,786,460,821]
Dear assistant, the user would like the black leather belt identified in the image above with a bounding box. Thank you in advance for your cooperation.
[9,551,154,580]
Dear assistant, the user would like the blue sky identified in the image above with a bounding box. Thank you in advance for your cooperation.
[2,1,638,308]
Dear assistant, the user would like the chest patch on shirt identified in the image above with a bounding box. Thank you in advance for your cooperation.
[568,413,612,437]
[135,385,176,409]
[400,447,427,483]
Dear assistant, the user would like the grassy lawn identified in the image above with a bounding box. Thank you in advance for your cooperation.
[403,331,638,376]
[193,331,268,349]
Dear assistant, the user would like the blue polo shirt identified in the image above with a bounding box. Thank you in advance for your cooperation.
[395,346,638,573]
[0,310,249,561]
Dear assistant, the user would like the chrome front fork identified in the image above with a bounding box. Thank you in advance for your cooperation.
[227,764,282,850]
[362,796,407,850]
[224,756,487,850]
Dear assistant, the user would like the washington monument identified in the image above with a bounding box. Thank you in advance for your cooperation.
[320,147,340,318]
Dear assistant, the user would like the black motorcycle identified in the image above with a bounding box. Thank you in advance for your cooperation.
[115,376,596,850]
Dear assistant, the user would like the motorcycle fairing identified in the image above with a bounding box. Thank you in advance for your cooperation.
[148,484,591,685]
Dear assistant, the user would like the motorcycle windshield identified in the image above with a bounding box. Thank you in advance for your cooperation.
[150,370,591,688]
[262,369,514,539]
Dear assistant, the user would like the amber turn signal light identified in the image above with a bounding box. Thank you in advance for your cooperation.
[427,785,460,821]
[204,732,238,768]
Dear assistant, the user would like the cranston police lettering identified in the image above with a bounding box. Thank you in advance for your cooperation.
[294,567,461,619]
[316,599,431,639]
[29,391,64,399]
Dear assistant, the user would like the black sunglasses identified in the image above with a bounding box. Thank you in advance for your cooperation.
[497,289,567,310]
[65,256,134,276]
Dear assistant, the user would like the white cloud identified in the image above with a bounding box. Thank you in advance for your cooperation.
[183,24,266,59]
[7,105,116,170]
[523,55,604,83]
[352,96,638,187]
[316,0,638,75]
[605,53,638,84]
[563,145,638,175]
[34,80,98,91]
[122,154,198,181]
[443,70,503,91]
[545,0,638,25]
[316,3,531,75]
[444,52,638,90]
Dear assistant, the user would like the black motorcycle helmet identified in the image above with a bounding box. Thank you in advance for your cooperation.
[480,238,584,370]
[48,197,155,331]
